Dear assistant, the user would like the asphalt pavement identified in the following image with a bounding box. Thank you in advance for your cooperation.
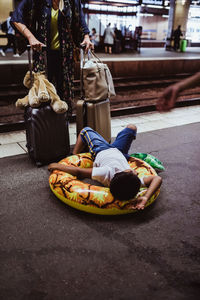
[0,122,200,300]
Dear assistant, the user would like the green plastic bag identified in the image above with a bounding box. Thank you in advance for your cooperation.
[130,153,165,171]
[180,39,187,52]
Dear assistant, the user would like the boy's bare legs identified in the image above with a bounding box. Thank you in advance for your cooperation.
[73,124,137,156]
[73,133,86,155]
[127,124,137,132]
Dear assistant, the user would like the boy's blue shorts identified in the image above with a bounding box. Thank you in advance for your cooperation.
[80,127,137,160]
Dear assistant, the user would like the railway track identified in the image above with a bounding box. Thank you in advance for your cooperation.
[1,74,200,132]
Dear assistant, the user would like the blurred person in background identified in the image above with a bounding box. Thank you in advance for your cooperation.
[104,23,115,54]
[0,12,19,57]
[114,25,123,54]
[157,72,200,112]
[90,28,98,48]
[173,25,183,51]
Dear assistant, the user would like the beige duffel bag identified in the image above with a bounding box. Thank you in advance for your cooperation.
[81,51,116,101]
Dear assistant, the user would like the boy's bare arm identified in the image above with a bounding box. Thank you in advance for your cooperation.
[48,163,93,179]
[143,175,162,201]
[129,175,162,210]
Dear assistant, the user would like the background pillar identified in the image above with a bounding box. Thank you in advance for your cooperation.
[167,0,190,38]
[0,0,13,23]
[0,0,14,46]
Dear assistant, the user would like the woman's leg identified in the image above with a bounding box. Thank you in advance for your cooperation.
[47,50,63,98]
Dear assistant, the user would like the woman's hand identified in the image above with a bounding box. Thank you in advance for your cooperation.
[81,34,94,52]
[28,35,45,52]
[13,22,45,52]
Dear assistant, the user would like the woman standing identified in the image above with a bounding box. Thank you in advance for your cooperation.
[104,23,115,54]
[11,0,93,115]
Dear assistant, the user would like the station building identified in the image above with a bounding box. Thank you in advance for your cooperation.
[1,0,200,48]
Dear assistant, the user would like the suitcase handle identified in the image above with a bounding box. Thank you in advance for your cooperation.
[27,45,47,50]
[80,44,92,99]
[27,45,48,86]
[80,44,92,68]
[80,44,85,69]
[80,44,86,99]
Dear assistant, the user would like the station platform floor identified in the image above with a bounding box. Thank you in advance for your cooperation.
[1,49,200,300]
[0,105,200,300]
[98,47,200,61]
[0,46,200,64]
[1,105,200,158]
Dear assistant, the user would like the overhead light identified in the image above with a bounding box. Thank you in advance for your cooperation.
[175,0,186,4]
[146,5,164,8]
[138,13,154,16]
[105,0,138,4]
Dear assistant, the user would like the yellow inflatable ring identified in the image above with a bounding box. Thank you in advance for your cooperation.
[49,153,160,215]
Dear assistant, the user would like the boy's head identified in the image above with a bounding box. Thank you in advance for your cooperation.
[110,170,141,201]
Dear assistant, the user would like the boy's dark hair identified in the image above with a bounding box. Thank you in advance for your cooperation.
[110,171,141,201]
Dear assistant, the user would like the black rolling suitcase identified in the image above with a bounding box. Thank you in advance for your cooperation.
[76,47,112,142]
[24,46,70,166]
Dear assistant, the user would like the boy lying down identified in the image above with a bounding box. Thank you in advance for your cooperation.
[48,125,162,210]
